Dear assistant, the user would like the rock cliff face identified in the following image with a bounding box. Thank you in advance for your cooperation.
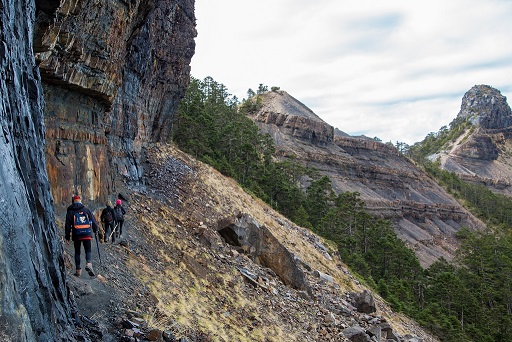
[436,85,512,195]
[34,0,196,208]
[0,0,195,340]
[248,90,484,267]
[0,1,75,340]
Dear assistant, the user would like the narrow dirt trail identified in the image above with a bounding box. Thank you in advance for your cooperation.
[62,211,151,341]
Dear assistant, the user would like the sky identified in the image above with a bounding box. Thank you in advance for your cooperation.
[191,0,512,144]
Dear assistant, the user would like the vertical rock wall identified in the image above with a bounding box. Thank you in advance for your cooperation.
[0,0,75,340]
[0,0,195,339]
[34,0,196,207]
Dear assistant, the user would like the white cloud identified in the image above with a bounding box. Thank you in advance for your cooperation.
[192,0,512,144]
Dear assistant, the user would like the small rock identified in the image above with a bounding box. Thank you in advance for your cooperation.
[96,274,107,283]
[126,310,143,318]
[146,329,162,341]
[343,326,371,342]
[163,330,176,342]
[123,329,135,337]
[131,316,146,325]
[324,312,336,325]
[122,319,139,329]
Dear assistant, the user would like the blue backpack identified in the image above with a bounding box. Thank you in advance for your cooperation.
[73,211,92,239]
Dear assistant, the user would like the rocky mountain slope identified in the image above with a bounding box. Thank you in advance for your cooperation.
[0,1,493,341]
[60,143,436,341]
[432,85,512,195]
[247,90,485,267]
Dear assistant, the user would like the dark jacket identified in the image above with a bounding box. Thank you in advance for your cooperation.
[100,206,116,223]
[114,204,126,221]
[65,202,99,241]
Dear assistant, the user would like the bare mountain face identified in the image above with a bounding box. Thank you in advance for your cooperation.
[4,1,428,340]
[434,85,512,195]
[247,90,484,267]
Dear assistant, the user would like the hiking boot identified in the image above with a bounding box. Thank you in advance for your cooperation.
[85,264,95,277]
[74,269,81,277]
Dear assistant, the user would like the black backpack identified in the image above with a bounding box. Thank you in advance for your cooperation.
[104,208,114,223]
[114,206,124,221]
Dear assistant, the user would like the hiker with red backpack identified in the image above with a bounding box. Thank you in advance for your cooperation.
[100,200,117,243]
[114,199,126,239]
[65,195,99,277]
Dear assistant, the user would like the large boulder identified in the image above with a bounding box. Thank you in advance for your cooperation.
[217,214,311,293]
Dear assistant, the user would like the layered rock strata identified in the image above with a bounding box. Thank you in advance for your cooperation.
[248,90,484,267]
[34,0,196,208]
[249,90,334,145]
[0,0,196,339]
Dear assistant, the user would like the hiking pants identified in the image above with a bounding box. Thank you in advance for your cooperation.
[117,219,124,236]
[104,221,116,243]
[73,239,92,270]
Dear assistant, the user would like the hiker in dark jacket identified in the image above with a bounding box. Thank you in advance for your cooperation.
[114,199,127,239]
[100,200,117,243]
[65,195,99,277]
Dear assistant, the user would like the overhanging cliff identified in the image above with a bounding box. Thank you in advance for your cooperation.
[0,0,196,340]
[34,0,196,208]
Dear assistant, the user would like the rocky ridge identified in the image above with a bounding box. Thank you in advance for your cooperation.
[247,90,485,267]
[435,85,512,195]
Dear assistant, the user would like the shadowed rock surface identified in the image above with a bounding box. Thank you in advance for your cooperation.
[248,90,485,267]
[0,0,75,340]
[1,0,195,340]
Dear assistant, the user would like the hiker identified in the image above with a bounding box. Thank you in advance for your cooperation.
[114,199,127,239]
[100,200,117,243]
[65,195,99,277]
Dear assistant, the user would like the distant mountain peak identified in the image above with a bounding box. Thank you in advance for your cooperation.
[247,90,334,145]
[457,84,512,129]
[431,85,512,195]
[258,90,326,123]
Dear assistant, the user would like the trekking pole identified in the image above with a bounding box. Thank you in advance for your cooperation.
[108,222,118,241]
[95,232,102,266]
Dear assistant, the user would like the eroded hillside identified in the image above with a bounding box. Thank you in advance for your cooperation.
[63,143,437,341]
[246,90,485,267]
